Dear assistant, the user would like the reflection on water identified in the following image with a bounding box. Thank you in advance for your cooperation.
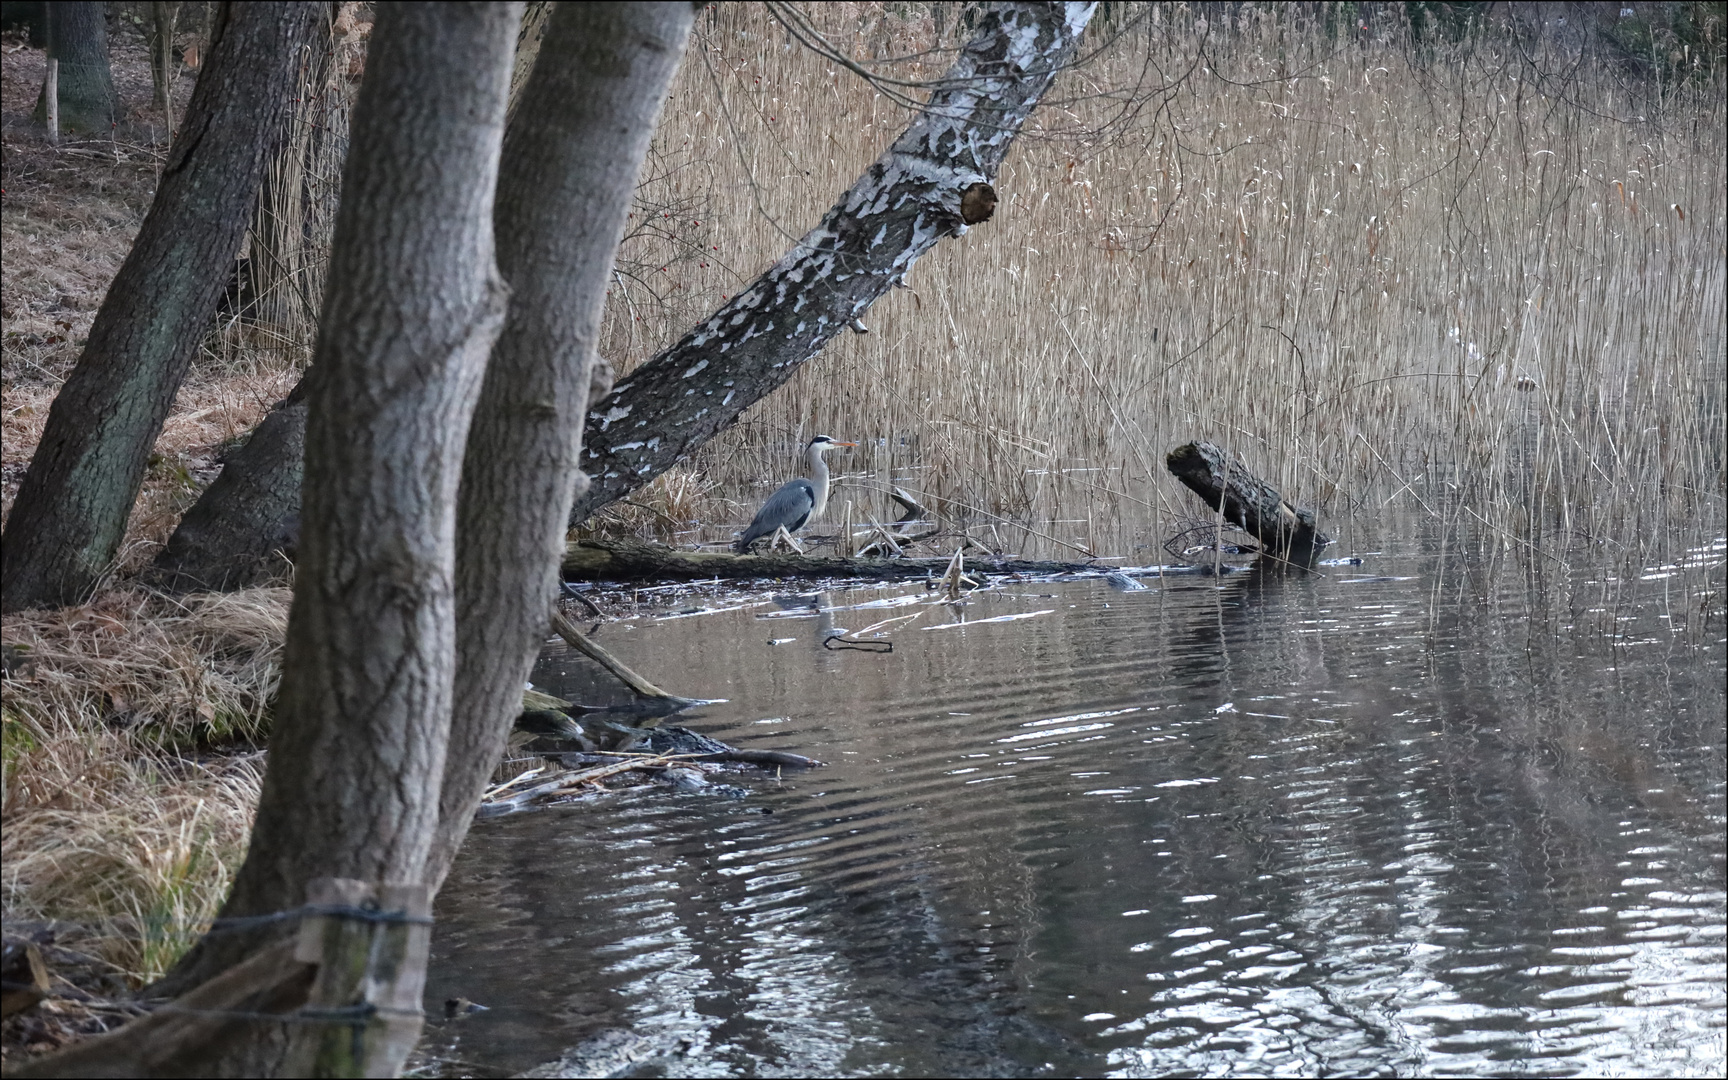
[423,530,1726,1078]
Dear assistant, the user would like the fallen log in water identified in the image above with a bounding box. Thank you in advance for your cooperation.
[561,537,1100,582]
[1166,442,1332,567]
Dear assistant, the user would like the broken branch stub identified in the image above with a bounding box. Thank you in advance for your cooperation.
[1166,441,1331,567]
[571,2,1097,525]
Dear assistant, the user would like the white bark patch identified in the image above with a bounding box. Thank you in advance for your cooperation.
[682,359,708,378]
[596,404,631,430]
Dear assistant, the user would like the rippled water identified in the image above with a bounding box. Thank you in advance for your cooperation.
[422,532,1726,1078]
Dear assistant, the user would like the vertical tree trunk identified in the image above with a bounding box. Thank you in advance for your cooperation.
[148,1,182,131]
[244,2,340,356]
[426,1,695,891]
[1,2,320,613]
[154,6,522,1038]
[34,1,115,135]
[505,0,553,123]
[148,388,311,592]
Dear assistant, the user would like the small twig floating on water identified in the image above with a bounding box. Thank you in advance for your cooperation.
[823,634,892,652]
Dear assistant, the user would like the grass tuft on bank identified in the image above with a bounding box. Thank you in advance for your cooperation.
[2,587,287,987]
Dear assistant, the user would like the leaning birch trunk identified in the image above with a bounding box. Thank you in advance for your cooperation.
[150,9,520,1058]
[570,0,1097,523]
[426,1,694,892]
[146,1,1096,592]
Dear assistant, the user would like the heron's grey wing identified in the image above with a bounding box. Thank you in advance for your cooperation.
[777,478,818,532]
[739,478,816,549]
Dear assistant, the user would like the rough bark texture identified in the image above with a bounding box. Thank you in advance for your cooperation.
[145,1,1095,593]
[243,2,343,345]
[505,0,554,123]
[1166,441,1333,567]
[424,2,694,892]
[1,2,320,613]
[562,537,1102,581]
[34,1,115,134]
[570,1,1097,524]
[148,384,310,592]
[157,2,521,1030]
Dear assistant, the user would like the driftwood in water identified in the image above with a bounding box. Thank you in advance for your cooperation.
[549,610,700,709]
[1166,442,1331,567]
[561,537,1099,582]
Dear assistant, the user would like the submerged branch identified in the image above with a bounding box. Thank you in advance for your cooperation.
[1165,441,1331,567]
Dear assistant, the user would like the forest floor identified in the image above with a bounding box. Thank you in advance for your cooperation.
[0,27,292,1064]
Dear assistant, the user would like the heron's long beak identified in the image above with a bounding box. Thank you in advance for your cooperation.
[835,441,858,447]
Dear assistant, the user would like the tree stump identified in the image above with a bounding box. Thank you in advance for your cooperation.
[1166,442,1331,567]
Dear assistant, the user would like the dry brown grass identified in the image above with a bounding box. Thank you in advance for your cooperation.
[1,27,292,1001]
[575,462,734,544]
[2,587,287,985]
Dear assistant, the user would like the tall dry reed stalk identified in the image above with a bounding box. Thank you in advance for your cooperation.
[606,3,1725,566]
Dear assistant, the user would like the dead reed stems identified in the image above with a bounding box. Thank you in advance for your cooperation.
[613,3,1726,566]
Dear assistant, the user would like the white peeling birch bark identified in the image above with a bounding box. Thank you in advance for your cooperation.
[571,0,1096,523]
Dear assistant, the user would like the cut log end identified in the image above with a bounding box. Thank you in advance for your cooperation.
[960,182,998,224]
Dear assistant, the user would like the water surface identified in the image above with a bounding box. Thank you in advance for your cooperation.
[423,531,1726,1077]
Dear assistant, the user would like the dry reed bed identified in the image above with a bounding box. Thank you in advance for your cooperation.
[609,4,1726,567]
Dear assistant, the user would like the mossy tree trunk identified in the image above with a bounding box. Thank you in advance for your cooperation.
[1,2,320,613]
[34,1,115,135]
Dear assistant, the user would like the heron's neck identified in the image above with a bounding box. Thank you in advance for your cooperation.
[807,446,831,521]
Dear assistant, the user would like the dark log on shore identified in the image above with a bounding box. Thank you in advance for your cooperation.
[562,537,1100,582]
[1166,442,1332,567]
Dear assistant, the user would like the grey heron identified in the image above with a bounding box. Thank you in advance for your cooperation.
[734,435,857,553]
